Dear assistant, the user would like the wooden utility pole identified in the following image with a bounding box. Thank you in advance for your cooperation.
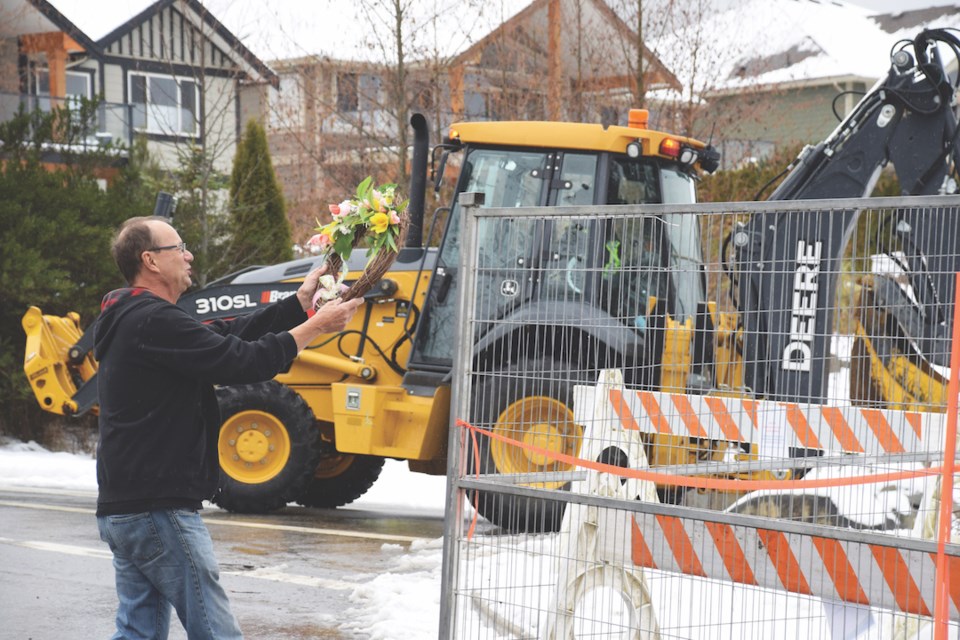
[548,0,562,120]
[635,0,645,108]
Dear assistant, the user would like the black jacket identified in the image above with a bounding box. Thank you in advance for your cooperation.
[94,287,306,515]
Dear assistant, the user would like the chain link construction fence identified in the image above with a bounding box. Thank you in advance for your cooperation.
[439,196,960,639]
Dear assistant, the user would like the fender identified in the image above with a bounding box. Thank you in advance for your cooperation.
[473,299,645,367]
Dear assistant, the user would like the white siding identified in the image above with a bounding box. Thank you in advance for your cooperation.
[202,75,238,174]
[102,64,124,104]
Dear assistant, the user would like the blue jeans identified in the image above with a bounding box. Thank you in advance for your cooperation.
[97,509,243,640]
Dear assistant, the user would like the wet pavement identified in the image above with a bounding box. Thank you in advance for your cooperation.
[0,486,445,639]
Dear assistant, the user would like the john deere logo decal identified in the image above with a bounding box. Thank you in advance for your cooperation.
[500,279,519,297]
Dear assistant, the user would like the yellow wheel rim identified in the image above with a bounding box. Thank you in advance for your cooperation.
[219,410,291,484]
[313,453,355,479]
[489,395,583,489]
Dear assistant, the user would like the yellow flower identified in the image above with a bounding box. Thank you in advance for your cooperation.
[370,212,390,234]
[321,222,338,239]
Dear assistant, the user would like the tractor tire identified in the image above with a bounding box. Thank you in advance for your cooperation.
[468,357,588,533]
[213,381,322,513]
[296,445,385,509]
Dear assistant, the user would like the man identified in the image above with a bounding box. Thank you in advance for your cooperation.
[94,216,362,639]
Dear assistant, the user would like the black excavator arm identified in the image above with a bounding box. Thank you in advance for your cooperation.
[731,29,960,403]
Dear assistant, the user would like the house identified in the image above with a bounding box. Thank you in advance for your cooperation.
[444,0,680,124]
[265,0,683,238]
[650,0,960,168]
[0,0,277,174]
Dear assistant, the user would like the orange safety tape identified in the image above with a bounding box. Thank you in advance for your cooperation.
[467,428,480,541]
[455,419,945,492]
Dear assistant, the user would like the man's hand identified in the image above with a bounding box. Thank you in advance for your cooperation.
[309,296,364,333]
[296,265,328,312]
[288,296,364,352]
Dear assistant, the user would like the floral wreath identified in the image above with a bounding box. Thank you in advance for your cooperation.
[307,176,407,307]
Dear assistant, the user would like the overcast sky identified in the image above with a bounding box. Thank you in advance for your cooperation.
[50,0,960,64]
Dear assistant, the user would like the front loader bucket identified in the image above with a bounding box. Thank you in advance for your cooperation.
[22,307,99,416]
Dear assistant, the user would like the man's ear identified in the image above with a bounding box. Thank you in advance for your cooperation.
[141,251,159,273]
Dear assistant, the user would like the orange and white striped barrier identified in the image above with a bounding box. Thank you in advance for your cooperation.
[601,388,946,457]
[629,512,960,620]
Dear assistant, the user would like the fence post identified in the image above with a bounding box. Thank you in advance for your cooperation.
[438,192,484,639]
[934,272,960,640]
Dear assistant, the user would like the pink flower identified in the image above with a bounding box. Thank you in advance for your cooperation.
[328,203,340,216]
[307,233,331,248]
[390,211,400,225]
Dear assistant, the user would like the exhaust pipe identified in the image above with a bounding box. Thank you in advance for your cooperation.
[406,113,428,249]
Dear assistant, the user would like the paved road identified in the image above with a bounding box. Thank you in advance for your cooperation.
[0,486,446,639]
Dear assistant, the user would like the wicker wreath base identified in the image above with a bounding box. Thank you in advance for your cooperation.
[313,217,408,307]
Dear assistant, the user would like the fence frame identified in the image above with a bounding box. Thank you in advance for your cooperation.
[439,193,960,639]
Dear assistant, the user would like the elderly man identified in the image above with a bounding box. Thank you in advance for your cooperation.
[94,216,362,639]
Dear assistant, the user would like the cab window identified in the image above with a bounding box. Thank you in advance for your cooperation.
[607,158,662,204]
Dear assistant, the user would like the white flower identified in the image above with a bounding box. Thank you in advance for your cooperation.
[313,269,349,307]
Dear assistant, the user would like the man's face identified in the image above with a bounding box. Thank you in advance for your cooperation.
[145,221,194,296]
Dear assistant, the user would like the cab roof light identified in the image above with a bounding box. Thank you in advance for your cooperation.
[659,138,681,158]
[628,109,649,129]
[626,140,642,158]
[679,146,699,165]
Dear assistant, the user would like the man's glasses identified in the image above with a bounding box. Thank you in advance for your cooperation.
[148,242,187,253]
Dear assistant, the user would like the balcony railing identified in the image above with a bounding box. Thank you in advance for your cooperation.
[0,91,133,149]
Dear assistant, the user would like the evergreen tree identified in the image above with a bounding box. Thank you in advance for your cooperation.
[0,103,153,437]
[220,119,293,275]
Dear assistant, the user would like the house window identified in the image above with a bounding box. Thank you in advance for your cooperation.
[35,69,92,110]
[358,74,381,111]
[130,72,199,136]
[337,73,358,112]
[464,91,486,119]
